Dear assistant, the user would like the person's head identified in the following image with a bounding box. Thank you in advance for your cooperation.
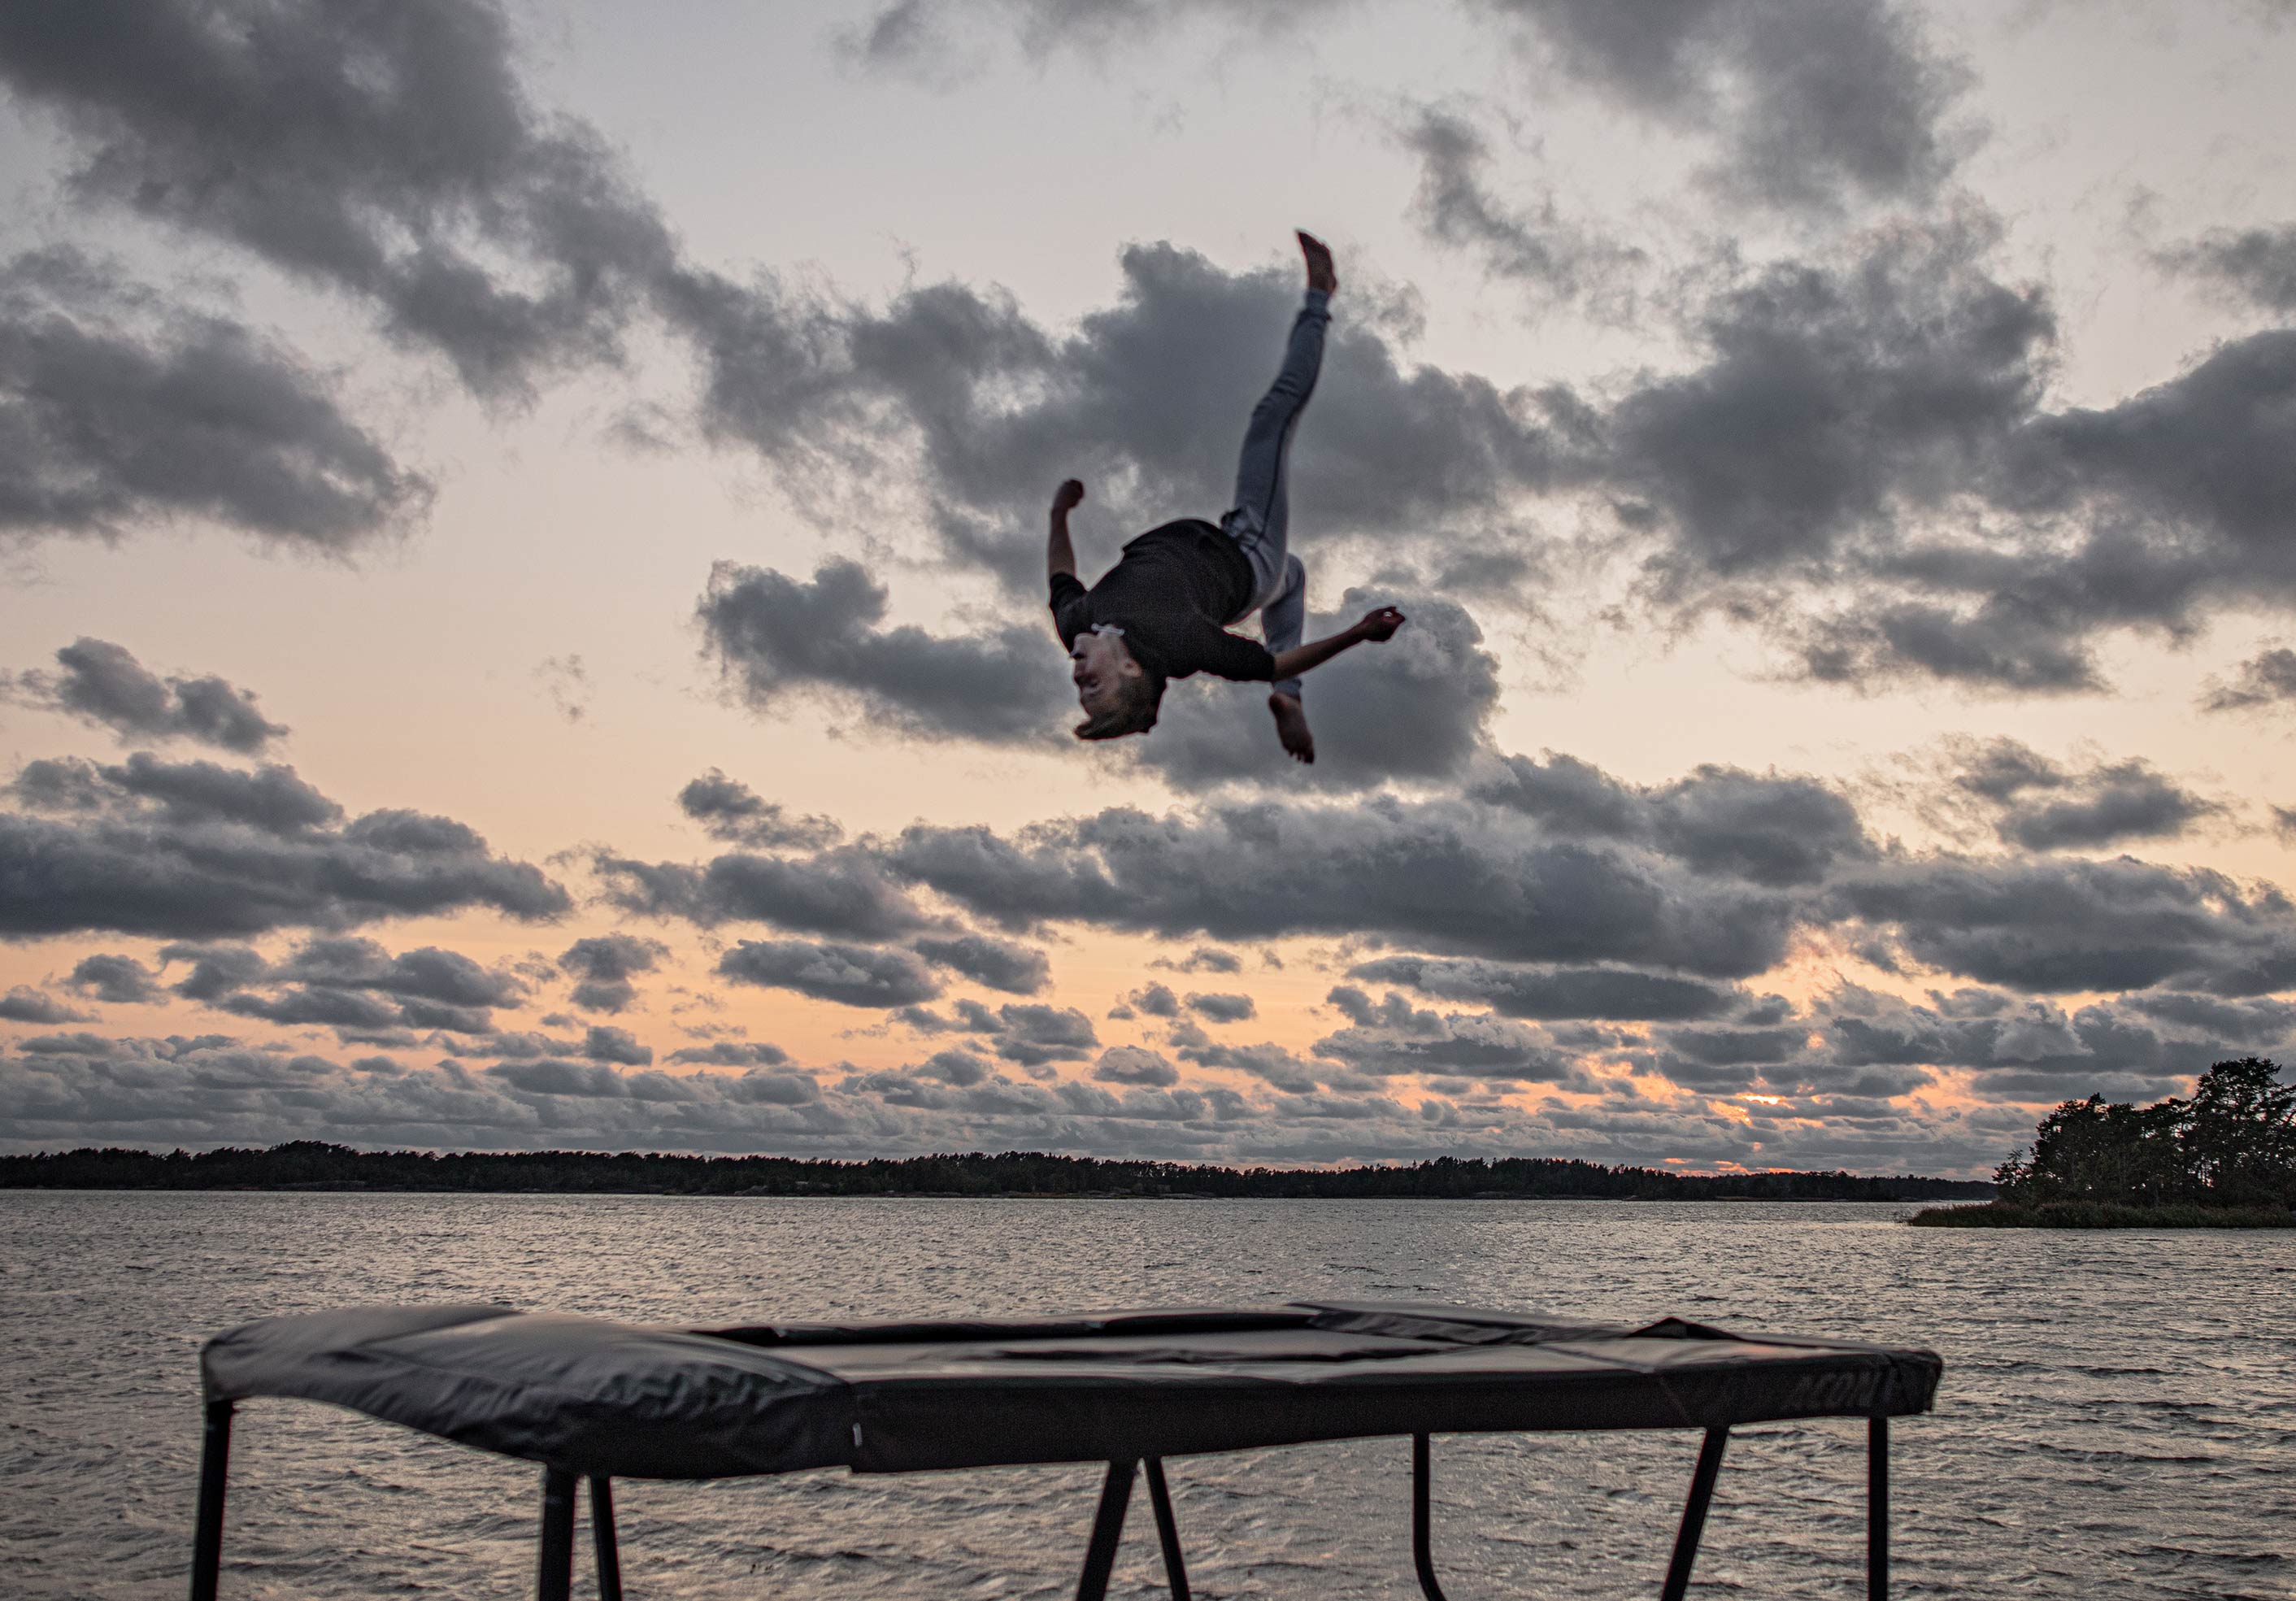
[1070,625,1163,740]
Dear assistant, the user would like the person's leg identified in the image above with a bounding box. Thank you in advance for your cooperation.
[1263,555,1315,764]
[1222,289,1330,615]
[1261,555,1308,701]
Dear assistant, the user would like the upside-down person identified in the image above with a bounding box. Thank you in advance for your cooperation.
[1047,231,1406,764]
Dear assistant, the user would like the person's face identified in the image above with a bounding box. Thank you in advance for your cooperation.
[1071,630,1134,716]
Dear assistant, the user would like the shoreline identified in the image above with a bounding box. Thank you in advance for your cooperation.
[1908,1200,2296,1229]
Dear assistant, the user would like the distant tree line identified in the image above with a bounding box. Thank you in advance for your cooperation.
[0,1143,1993,1201]
[1992,1057,2296,1209]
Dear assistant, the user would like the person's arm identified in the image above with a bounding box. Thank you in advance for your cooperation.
[1269,607,1406,685]
[1048,478,1084,584]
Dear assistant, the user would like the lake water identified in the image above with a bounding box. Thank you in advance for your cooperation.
[2,1194,2290,1599]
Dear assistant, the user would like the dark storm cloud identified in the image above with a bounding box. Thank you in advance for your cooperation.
[717,939,942,1008]
[1130,589,1502,791]
[909,933,1051,995]
[2161,224,2296,315]
[1350,955,1741,1021]
[4,638,287,753]
[698,560,1068,744]
[1938,738,2225,851]
[66,953,163,1004]
[0,756,567,939]
[0,986,89,1024]
[676,770,843,850]
[1398,106,1646,314]
[0,249,426,550]
[593,846,933,941]
[2203,647,2296,712]
[0,0,677,402]
[557,933,669,1014]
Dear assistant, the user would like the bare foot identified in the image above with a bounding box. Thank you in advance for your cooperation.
[1269,692,1315,764]
[1297,230,1337,295]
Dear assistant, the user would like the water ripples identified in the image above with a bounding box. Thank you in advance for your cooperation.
[1,1194,2289,1599]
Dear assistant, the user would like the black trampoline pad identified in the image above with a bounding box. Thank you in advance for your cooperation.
[202,1299,1941,1481]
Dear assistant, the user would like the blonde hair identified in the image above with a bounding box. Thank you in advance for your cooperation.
[1074,673,1163,740]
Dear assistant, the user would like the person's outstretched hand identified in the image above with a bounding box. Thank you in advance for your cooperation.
[1356,606,1406,641]
[1053,478,1086,512]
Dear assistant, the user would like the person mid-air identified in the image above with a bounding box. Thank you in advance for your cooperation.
[1048,231,1406,764]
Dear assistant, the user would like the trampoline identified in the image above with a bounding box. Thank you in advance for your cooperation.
[191,1299,1941,1600]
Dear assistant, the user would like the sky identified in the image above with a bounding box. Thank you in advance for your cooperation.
[2,0,2294,1176]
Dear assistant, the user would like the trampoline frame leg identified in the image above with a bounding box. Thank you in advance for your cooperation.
[591,1475,624,1601]
[1659,1427,1729,1601]
[1144,1457,1191,1601]
[1868,1417,1889,1601]
[537,1467,577,1601]
[1076,1458,1138,1601]
[189,1399,233,1601]
[1412,1433,1450,1601]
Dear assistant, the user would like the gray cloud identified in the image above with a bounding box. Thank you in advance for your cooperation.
[1940,738,2225,852]
[1349,955,1742,1021]
[2162,224,2296,315]
[1834,855,2296,997]
[581,1025,652,1067]
[1185,991,1256,1023]
[594,846,933,940]
[698,559,1068,743]
[676,769,844,850]
[1472,754,1874,886]
[557,933,670,1014]
[0,985,89,1024]
[718,939,942,1007]
[66,953,163,1005]
[667,1039,792,1068]
[843,0,1968,214]
[0,249,425,550]
[1611,214,2052,599]
[4,638,286,753]
[1127,982,1181,1018]
[0,1,676,402]
[1130,588,1504,791]
[1480,0,1972,212]
[1398,106,1646,314]
[883,793,1804,977]
[1150,946,1243,975]
[1092,1045,1180,1087]
[909,933,1051,995]
[1315,988,1579,1082]
[686,245,1569,600]
[2202,647,2296,712]
[984,1003,1098,1066]
[180,935,528,1042]
[1,755,567,940]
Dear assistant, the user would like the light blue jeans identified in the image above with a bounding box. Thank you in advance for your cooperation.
[1220,288,1328,700]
